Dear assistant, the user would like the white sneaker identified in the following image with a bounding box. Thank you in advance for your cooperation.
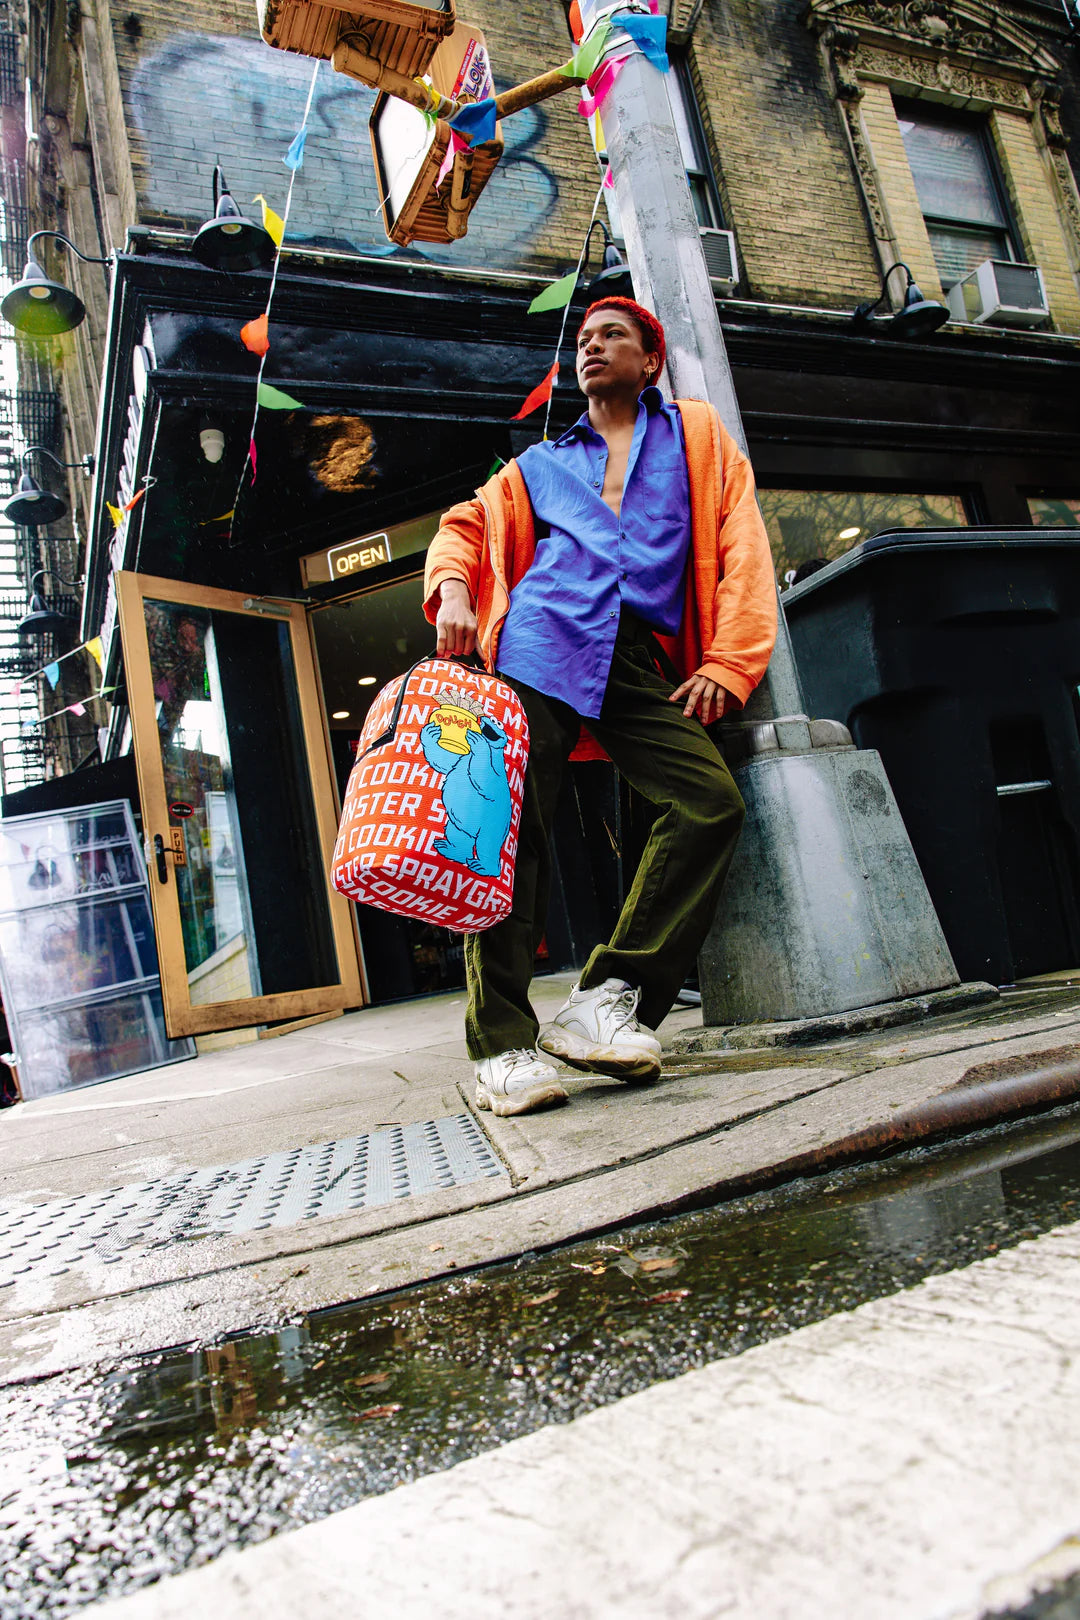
[474,1050,569,1117]
[537,978,663,1083]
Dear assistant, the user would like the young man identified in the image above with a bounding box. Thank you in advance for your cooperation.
[424,297,777,1116]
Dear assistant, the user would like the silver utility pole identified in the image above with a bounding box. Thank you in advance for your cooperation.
[595,6,960,1025]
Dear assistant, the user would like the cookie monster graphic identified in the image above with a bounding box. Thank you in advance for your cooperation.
[421,685,513,878]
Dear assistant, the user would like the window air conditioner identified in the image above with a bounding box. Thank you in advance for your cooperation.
[699,227,739,293]
[945,259,1049,327]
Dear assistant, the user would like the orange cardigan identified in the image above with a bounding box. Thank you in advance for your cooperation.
[423,398,777,710]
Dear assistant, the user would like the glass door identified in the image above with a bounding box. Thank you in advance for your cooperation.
[116,573,363,1037]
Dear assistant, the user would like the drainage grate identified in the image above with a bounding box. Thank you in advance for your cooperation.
[0,1114,505,1285]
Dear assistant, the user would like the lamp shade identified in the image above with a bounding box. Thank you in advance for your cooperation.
[192,188,277,273]
[0,256,87,336]
[3,473,68,526]
[585,242,634,301]
[17,592,73,638]
[889,280,949,338]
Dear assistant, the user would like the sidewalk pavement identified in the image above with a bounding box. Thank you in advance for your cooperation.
[2,970,1080,1383]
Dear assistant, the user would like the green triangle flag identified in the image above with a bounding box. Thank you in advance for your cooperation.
[559,19,611,81]
[528,271,578,315]
[257,381,304,409]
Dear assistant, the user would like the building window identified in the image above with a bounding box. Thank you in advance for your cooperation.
[667,56,723,230]
[894,101,1019,287]
[758,488,970,581]
[1027,492,1080,529]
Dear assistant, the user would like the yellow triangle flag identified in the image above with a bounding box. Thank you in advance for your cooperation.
[253,194,285,249]
[85,636,104,670]
[107,503,124,528]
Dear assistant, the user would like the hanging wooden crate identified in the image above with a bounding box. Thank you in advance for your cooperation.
[257,0,455,79]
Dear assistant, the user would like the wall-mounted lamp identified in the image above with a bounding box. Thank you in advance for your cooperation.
[16,569,80,638]
[0,231,111,336]
[583,218,633,302]
[198,416,226,463]
[192,167,277,273]
[852,261,949,340]
[3,447,95,526]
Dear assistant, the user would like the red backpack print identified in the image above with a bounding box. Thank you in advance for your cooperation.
[331,658,529,932]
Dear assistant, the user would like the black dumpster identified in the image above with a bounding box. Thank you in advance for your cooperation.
[783,528,1080,986]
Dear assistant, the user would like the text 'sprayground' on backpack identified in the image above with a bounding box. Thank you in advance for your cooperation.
[331,658,530,933]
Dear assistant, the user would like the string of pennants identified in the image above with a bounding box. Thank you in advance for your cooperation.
[7,635,114,731]
[187,8,671,541]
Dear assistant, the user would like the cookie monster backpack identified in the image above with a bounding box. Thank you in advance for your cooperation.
[331,656,529,932]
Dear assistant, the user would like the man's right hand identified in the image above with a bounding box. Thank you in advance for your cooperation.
[435,578,478,657]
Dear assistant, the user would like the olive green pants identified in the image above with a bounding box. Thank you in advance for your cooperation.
[465,614,746,1060]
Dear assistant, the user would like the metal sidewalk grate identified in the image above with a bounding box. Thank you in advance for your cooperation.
[0,1114,505,1285]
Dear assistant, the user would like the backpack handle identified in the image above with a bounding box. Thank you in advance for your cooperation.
[357,651,486,764]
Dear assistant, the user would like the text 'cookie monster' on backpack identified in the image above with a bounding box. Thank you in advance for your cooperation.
[331,658,530,933]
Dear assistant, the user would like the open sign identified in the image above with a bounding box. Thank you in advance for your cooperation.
[327,534,391,579]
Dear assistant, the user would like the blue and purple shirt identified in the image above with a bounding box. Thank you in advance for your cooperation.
[495,387,691,719]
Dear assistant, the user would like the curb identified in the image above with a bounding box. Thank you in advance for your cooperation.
[672,981,1001,1053]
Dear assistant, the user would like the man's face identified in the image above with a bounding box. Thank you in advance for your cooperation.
[575,308,658,399]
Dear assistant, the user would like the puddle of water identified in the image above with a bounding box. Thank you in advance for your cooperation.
[3,1103,1080,1617]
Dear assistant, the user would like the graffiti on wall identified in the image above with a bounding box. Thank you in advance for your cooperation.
[129,36,558,266]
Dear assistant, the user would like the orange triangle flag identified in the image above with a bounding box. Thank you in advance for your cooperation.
[241,312,270,357]
[511,360,559,420]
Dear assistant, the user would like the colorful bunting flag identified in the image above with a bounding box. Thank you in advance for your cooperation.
[579,54,630,118]
[123,488,146,513]
[200,508,236,526]
[253,194,285,248]
[257,382,304,410]
[602,165,615,189]
[486,456,506,479]
[528,271,579,315]
[241,313,271,357]
[617,12,669,70]
[249,436,258,483]
[511,361,559,421]
[107,502,124,528]
[448,97,498,145]
[44,662,60,689]
[10,679,20,697]
[436,129,469,191]
[283,127,308,171]
[560,18,611,81]
[85,637,103,670]
[69,701,86,717]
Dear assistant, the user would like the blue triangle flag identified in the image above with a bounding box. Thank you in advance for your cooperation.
[448,97,498,145]
[44,662,60,689]
[618,12,669,70]
[283,127,308,170]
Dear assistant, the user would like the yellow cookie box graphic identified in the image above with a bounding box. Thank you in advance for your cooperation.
[430,684,486,756]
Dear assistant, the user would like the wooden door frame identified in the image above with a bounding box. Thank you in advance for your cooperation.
[116,571,364,1037]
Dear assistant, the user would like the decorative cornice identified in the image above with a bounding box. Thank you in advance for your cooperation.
[805,0,1061,80]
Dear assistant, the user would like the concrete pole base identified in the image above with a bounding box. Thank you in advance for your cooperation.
[699,745,960,1026]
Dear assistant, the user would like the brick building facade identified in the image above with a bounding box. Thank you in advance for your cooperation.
[0,0,1078,1023]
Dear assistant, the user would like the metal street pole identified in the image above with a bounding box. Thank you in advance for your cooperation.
[595,9,962,1025]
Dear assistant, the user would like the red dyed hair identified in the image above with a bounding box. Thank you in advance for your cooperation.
[578,297,666,378]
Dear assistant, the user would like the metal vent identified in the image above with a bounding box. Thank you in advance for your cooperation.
[700,227,738,287]
[993,262,1045,311]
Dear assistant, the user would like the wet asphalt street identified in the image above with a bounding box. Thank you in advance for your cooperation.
[3,1100,1080,1618]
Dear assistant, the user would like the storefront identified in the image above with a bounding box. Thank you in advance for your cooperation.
[75,238,1080,1042]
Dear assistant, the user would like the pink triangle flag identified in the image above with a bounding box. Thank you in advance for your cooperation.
[578,54,629,118]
